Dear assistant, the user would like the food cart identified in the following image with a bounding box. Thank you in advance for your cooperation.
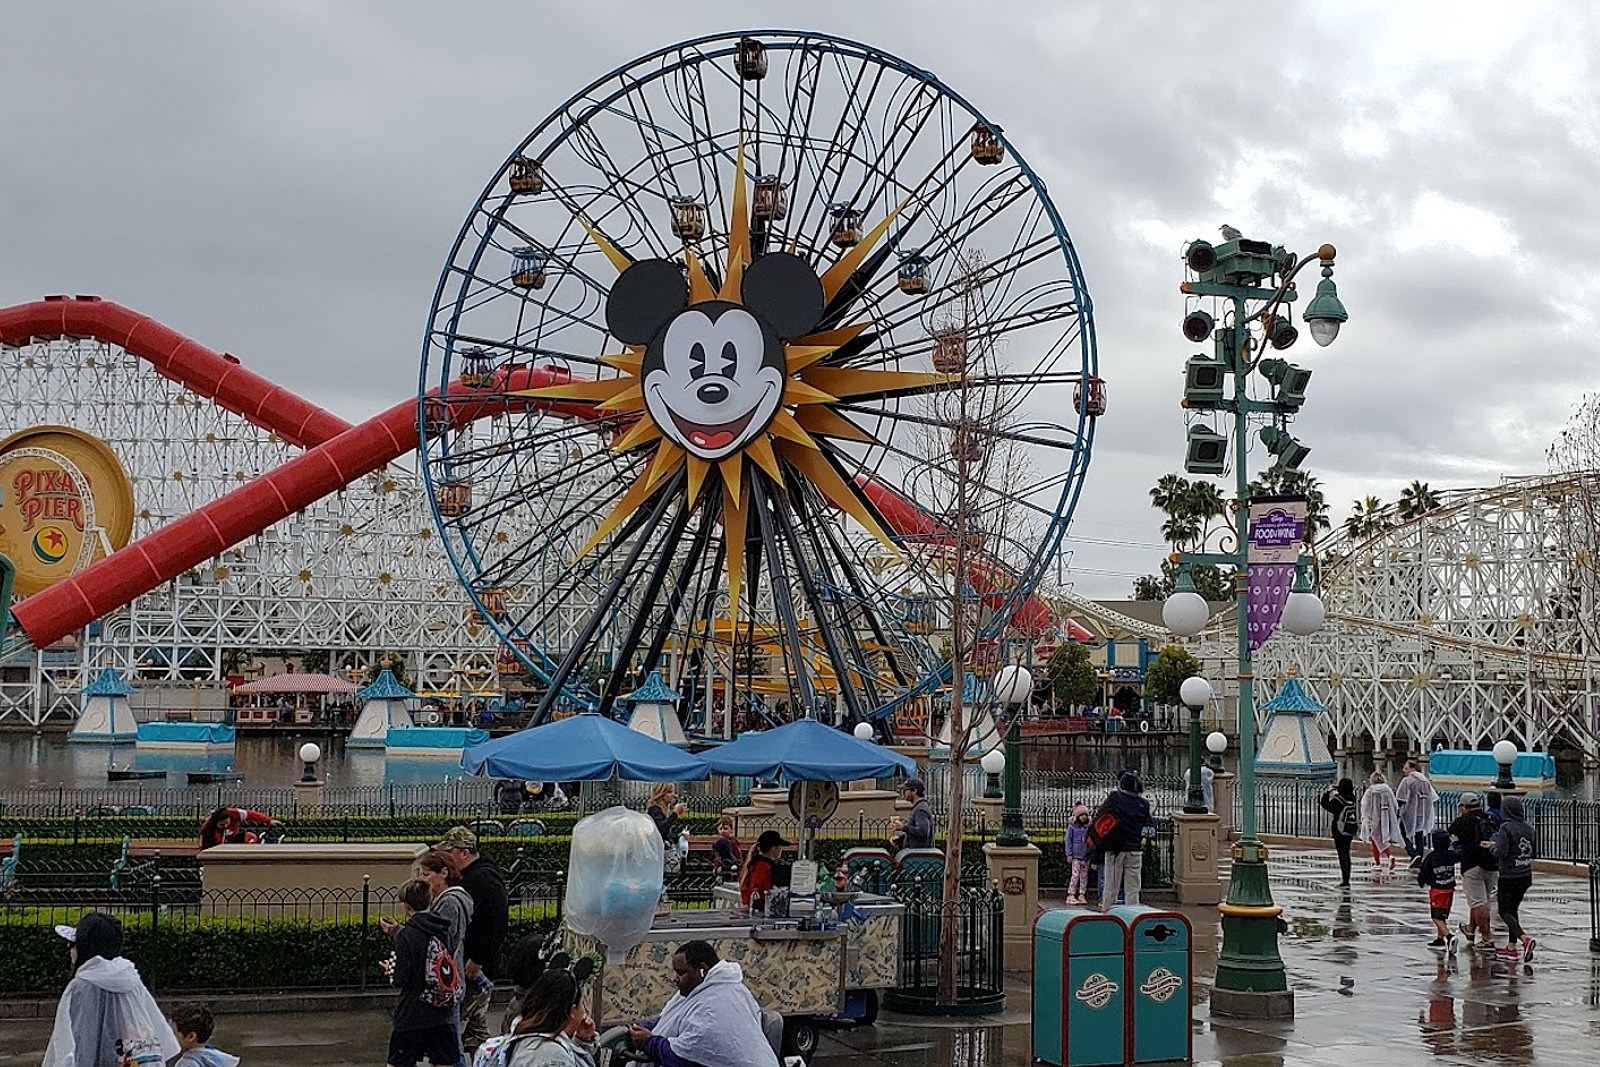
[568,890,903,1056]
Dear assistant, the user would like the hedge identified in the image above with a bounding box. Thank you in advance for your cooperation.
[0,902,558,997]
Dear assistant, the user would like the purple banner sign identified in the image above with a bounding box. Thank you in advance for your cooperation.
[1246,496,1307,650]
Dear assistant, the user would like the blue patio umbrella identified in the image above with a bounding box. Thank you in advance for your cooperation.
[460,713,710,781]
[699,717,915,782]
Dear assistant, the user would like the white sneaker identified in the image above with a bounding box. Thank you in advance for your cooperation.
[1447,934,1462,955]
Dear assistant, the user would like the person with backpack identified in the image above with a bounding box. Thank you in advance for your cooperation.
[1092,772,1151,909]
[501,969,597,1067]
[1486,794,1537,962]
[387,878,464,1067]
[1448,793,1498,950]
[1319,778,1359,887]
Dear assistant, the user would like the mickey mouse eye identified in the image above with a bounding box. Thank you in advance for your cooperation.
[689,342,708,379]
[720,340,738,376]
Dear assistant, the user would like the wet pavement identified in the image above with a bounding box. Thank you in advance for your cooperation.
[4,849,1595,1066]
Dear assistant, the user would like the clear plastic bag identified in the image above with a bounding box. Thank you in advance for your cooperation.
[563,805,665,963]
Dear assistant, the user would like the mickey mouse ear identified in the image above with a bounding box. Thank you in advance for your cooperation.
[572,957,596,984]
[547,951,573,972]
[606,259,689,345]
[741,252,824,339]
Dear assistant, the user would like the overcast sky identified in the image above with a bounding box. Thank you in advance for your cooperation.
[3,2,1594,599]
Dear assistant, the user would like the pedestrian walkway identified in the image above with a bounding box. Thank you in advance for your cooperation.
[3,849,1591,1067]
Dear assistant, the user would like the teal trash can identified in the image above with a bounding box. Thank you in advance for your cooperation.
[1033,908,1127,1067]
[1109,906,1193,1064]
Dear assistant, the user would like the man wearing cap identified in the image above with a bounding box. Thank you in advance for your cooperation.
[1448,793,1497,948]
[45,913,179,1067]
[437,826,507,1054]
[890,778,935,851]
[1096,772,1153,908]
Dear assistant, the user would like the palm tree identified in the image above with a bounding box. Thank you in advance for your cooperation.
[1182,480,1227,528]
[1161,514,1202,548]
[1149,473,1190,517]
[1344,496,1392,539]
[1396,480,1442,520]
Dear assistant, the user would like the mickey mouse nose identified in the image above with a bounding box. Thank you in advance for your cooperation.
[696,381,729,405]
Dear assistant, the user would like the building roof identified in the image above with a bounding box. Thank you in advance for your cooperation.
[358,669,415,700]
[232,672,359,694]
[625,671,680,704]
[1257,677,1328,714]
[82,667,136,697]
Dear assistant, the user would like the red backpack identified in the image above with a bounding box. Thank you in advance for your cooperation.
[1084,809,1121,857]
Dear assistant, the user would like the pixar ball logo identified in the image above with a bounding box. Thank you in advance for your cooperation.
[32,526,69,564]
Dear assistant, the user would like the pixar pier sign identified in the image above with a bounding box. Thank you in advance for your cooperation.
[0,427,135,597]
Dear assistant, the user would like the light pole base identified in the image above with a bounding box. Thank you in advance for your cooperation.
[982,841,1041,971]
[1209,841,1293,1019]
[1210,986,1295,1019]
[1172,811,1222,905]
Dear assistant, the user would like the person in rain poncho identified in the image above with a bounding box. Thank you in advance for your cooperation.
[1394,759,1438,868]
[629,940,778,1067]
[1361,771,1402,872]
[43,912,181,1067]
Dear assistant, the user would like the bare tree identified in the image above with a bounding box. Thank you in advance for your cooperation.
[905,250,1034,1004]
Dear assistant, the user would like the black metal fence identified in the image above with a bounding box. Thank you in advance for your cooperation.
[0,877,566,997]
[886,881,1005,1012]
[1248,779,1600,865]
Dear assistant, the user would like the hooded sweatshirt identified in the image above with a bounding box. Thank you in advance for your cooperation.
[644,959,779,1067]
[1417,829,1458,890]
[392,909,456,1031]
[174,1047,241,1067]
[43,956,181,1067]
[430,883,475,972]
[1065,812,1090,861]
[1488,795,1536,882]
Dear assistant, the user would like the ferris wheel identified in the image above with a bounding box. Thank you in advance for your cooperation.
[419,30,1098,728]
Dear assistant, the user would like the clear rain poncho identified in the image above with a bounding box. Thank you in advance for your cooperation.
[650,960,778,1067]
[42,955,180,1067]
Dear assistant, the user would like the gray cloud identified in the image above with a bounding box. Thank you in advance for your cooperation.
[1,1,1593,599]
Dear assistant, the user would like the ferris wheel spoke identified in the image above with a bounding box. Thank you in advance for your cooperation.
[530,475,684,720]
[591,495,696,715]
[830,400,1084,454]
[784,54,876,253]
[637,497,719,687]
[808,497,916,689]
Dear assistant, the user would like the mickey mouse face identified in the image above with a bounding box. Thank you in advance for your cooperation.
[606,252,824,462]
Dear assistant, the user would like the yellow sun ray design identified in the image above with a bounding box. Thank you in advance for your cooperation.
[558,159,927,602]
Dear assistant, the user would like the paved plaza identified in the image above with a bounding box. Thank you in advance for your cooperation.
[5,849,1594,1067]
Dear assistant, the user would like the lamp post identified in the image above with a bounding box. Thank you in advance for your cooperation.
[1181,676,1213,814]
[992,663,1032,847]
[1207,730,1228,772]
[1162,230,1346,1019]
[981,748,1005,800]
[298,742,322,783]
[1492,739,1518,791]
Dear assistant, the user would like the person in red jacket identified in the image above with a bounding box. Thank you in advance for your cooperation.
[738,830,790,908]
[198,807,279,849]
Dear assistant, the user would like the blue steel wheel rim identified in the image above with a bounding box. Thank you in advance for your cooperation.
[419,30,1097,724]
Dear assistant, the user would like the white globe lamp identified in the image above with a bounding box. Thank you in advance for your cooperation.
[1179,675,1214,708]
[1206,731,1228,756]
[1280,590,1326,636]
[980,748,1006,775]
[992,664,1033,706]
[1492,739,1518,790]
[1162,590,1210,637]
[852,721,874,741]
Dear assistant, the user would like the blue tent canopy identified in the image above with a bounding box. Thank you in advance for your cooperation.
[699,718,916,782]
[460,712,710,781]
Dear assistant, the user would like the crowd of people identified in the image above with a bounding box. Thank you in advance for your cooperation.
[1320,761,1538,963]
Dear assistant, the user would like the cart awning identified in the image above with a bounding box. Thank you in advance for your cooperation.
[460,712,710,781]
[699,718,915,781]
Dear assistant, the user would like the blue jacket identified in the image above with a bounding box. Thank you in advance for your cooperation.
[1097,788,1151,854]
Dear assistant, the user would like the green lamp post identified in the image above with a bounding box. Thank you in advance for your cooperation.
[992,663,1032,847]
[1162,233,1348,1020]
[1181,675,1214,815]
